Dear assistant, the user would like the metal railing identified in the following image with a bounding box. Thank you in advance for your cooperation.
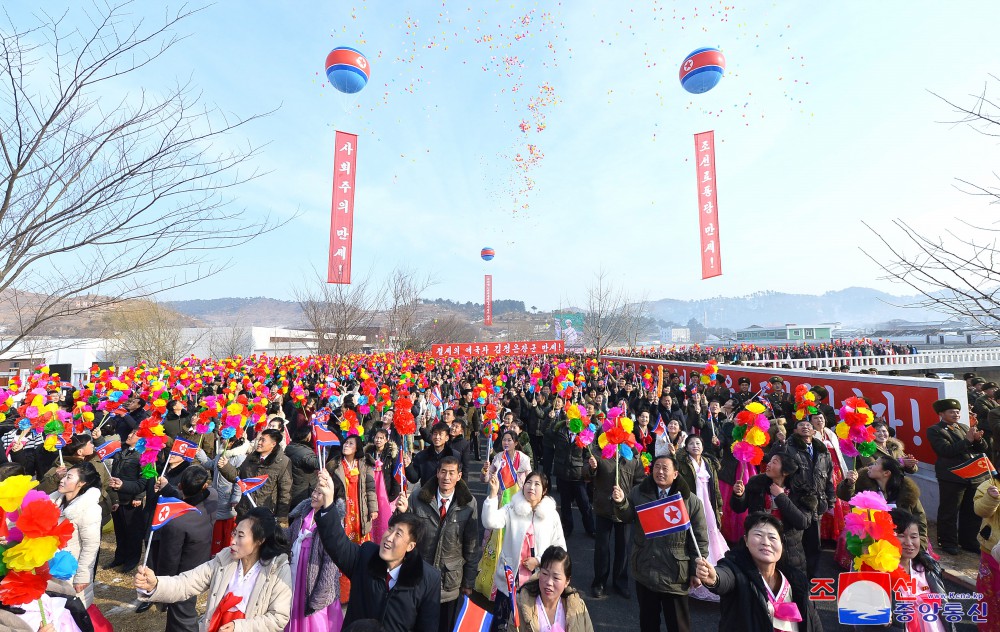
[743,347,1000,371]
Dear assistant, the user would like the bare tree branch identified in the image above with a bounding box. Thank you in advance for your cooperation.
[0,1,288,354]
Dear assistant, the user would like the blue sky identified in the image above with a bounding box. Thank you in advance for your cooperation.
[11,1,1000,309]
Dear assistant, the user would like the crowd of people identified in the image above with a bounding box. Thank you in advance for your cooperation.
[0,352,993,632]
[622,339,919,363]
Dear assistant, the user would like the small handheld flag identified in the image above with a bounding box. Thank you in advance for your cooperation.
[237,475,269,496]
[151,497,200,531]
[497,451,517,491]
[949,455,997,480]
[313,424,341,448]
[95,440,122,462]
[636,492,691,538]
[652,419,668,436]
[169,437,199,462]
[452,594,492,632]
[394,451,407,496]
[503,564,520,627]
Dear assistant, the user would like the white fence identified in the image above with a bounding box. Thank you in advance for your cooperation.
[744,347,1000,372]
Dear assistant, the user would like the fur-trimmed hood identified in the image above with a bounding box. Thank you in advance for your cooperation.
[364,541,428,589]
[745,473,819,512]
[510,491,559,520]
[417,477,473,507]
[790,434,829,454]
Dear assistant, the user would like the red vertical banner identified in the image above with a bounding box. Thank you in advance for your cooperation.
[694,131,722,279]
[328,131,358,284]
[484,274,493,326]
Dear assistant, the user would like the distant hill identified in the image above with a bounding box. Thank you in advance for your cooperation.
[164,287,948,330]
[163,297,305,328]
[647,287,945,329]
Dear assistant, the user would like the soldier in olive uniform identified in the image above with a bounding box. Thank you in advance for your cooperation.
[731,377,756,410]
[972,382,999,425]
[765,376,793,420]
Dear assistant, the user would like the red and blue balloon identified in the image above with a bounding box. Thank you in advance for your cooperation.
[480,247,495,261]
[325,47,370,94]
[679,47,725,94]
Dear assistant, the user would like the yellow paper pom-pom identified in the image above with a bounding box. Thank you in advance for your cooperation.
[746,402,766,415]
[43,435,58,452]
[804,392,815,402]
[859,538,901,572]
[745,426,767,447]
[836,422,851,440]
[2,536,59,571]
[619,417,634,433]
[0,475,39,512]
[794,410,805,421]
[598,434,609,449]
[860,408,875,424]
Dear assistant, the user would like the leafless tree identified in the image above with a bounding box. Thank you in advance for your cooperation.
[864,76,1000,334]
[102,299,197,365]
[620,292,650,352]
[410,315,478,350]
[295,268,384,354]
[208,320,255,358]
[584,268,633,358]
[382,268,435,352]
[0,2,283,356]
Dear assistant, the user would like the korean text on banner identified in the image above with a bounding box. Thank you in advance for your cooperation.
[431,340,565,358]
[328,131,358,284]
[484,274,493,326]
[694,131,722,279]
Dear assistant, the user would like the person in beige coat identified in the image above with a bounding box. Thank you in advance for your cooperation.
[514,546,594,632]
[135,506,293,632]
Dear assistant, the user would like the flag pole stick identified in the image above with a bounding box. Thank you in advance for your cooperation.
[247,493,257,508]
[140,529,155,569]
[687,527,703,560]
[102,461,113,478]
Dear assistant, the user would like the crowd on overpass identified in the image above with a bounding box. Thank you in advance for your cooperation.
[620,338,919,364]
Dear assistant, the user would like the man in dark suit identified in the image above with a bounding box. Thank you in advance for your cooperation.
[927,398,989,554]
[152,466,214,627]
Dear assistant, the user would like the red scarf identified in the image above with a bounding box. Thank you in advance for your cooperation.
[207,592,245,632]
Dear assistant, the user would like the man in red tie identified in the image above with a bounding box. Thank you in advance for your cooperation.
[395,456,480,632]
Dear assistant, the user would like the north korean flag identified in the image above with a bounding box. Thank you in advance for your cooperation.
[95,440,122,462]
[503,564,520,627]
[636,492,691,538]
[394,451,407,495]
[151,497,201,531]
[169,437,199,462]
[452,595,492,632]
[313,424,341,448]
[237,476,269,495]
[652,419,668,436]
[497,451,517,491]
[949,455,997,480]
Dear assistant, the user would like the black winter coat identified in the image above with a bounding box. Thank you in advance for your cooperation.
[927,420,991,486]
[156,489,213,581]
[405,446,459,487]
[730,474,816,574]
[708,547,823,632]
[110,446,146,504]
[551,419,595,482]
[405,479,480,602]
[365,443,402,500]
[285,440,321,510]
[316,502,441,632]
[780,435,836,516]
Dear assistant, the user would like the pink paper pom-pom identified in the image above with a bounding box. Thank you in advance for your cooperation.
[849,490,890,511]
[839,438,859,458]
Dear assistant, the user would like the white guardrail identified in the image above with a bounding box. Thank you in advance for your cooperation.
[742,347,1000,372]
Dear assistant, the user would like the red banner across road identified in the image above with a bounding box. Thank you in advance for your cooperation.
[694,131,722,279]
[432,340,565,358]
[328,130,358,284]
[605,356,967,464]
[484,274,493,326]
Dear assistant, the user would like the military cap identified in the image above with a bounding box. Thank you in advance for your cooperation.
[738,377,751,385]
[932,399,961,414]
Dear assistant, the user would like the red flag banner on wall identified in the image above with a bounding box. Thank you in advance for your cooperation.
[328,130,358,284]
[431,340,565,358]
[694,131,722,279]
[484,274,493,326]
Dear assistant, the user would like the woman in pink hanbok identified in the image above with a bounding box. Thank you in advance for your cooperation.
[364,428,400,545]
[678,435,728,602]
[285,483,347,632]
